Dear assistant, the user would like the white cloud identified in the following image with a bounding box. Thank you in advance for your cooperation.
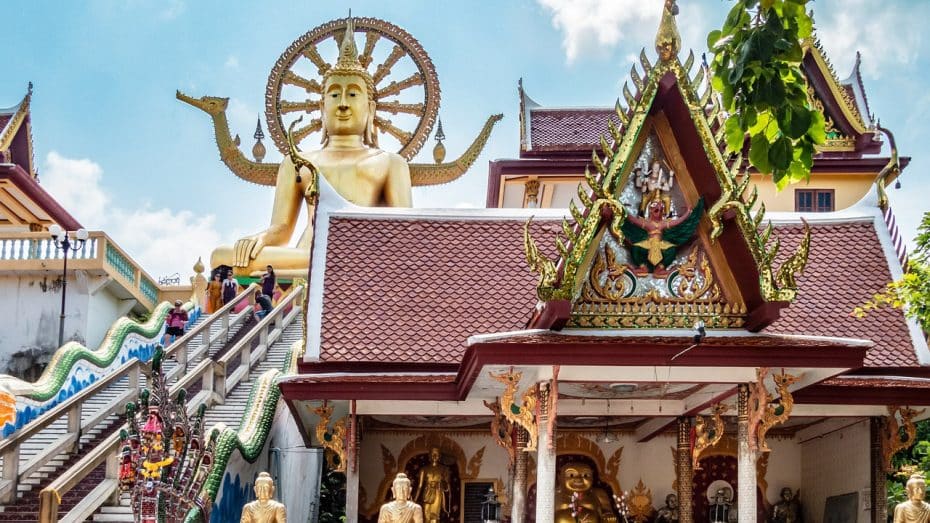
[537,0,659,63]
[40,152,224,281]
[814,0,923,79]
[224,55,239,69]
[537,0,708,65]
[41,152,110,227]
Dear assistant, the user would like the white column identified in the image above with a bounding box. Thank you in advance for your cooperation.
[737,384,757,522]
[345,408,359,522]
[535,383,556,522]
[511,429,527,522]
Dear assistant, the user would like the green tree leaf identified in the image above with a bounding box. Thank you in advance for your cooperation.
[725,117,746,151]
[749,133,773,173]
[768,135,792,171]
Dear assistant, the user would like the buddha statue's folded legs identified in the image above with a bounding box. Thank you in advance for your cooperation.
[211,243,310,278]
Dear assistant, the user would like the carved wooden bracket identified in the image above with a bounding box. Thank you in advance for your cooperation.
[312,403,347,473]
[882,405,926,472]
[692,403,729,470]
[747,368,799,452]
[488,369,538,452]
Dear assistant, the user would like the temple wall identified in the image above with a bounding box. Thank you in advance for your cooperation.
[800,419,871,523]
[0,271,136,378]
[748,173,874,212]
[762,438,803,505]
[269,406,321,522]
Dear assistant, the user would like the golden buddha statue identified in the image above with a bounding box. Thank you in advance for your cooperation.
[379,473,424,523]
[554,461,617,523]
[240,472,287,523]
[414,447,451,523]
[210,17,412,277]
[893,474,930,523]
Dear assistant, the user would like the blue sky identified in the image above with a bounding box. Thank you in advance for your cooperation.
[1,0,926,278]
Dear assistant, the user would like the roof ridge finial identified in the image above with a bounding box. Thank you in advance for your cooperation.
[655,0,681,62]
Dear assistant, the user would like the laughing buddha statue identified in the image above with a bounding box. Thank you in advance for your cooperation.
[554,461,618,523]
[210,17,412,276]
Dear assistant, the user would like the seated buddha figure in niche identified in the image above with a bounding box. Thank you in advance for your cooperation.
[554,461,618,523]
[211,17,412,276]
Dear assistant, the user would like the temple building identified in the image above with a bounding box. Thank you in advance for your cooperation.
[273,6,928,523]
[4,4,928,523]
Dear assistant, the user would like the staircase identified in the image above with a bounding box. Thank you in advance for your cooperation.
[0,284,303,523]
[89,319,302,523]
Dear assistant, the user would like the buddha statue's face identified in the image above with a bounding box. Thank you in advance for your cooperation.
[255,479,274,502]
[907,478,927,502]
[561,463,594,493]
[429,447,441,464]
[392,478,412,502]
[322,73,373,138]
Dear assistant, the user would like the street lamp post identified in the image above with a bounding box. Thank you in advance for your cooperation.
[49,225,88,348]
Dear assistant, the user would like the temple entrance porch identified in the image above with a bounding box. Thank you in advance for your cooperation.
[344,408,896,523]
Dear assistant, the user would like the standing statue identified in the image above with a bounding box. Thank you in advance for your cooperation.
[709,487,733,523]
[240,472,287,522]
[380,473,425,523]
[554,461,618,523]
[414,447,451,523]
[770,487,802,523]
[893,474,930,523]
[655,493,680,522]
[634,159,675,214]
[210,17,412,276]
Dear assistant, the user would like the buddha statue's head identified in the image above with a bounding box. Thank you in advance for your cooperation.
[906,474,927,502]
[429,447,441,464]
[254,472,275,503]
[780,487,792,502]
[392,473,413,502]
[320,17,377,148]
[560,462,595,493]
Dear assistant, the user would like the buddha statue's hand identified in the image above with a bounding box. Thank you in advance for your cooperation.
[233,234,266,267]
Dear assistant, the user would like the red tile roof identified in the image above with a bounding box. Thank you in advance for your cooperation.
[765,221,916,367]
[321,217,560,364]
[529,108,618,151]
[318,215,918,369]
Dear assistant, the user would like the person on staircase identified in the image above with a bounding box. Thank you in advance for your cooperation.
[163,300,188,346]
[222,271,239,305]
[207,273,223,313]
[254,291,274,321]
[260,265,276,302]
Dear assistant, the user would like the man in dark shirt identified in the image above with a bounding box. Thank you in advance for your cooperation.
[254,291,274,321]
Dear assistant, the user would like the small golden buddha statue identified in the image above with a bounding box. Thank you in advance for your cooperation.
[414,447,451,523]
[893,474,930,523]
[554,461,617,523]
[240,472,287,523]
[379,473,424,523]
[211,17,412,277]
